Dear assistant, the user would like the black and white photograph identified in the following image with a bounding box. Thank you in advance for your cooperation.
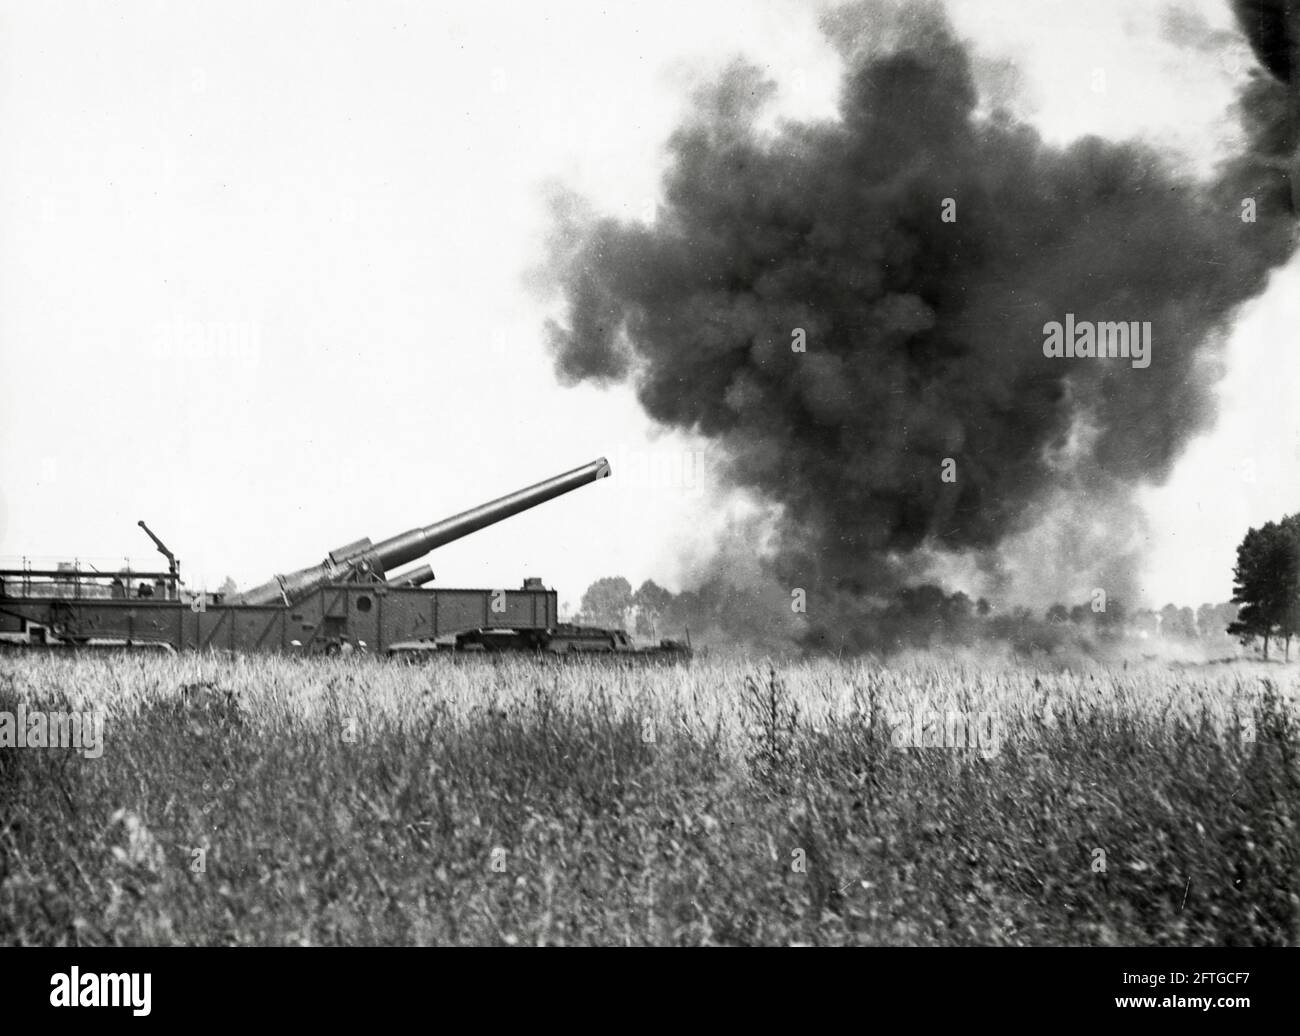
[0,0,1297,1016]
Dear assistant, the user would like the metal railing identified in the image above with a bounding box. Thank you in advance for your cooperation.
[0,557,180,600]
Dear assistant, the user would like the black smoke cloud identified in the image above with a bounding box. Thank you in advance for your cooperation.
[544,1,1296,648]
[1232,0,1299,82]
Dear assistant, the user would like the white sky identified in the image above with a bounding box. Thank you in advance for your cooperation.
[0,0,1295,611]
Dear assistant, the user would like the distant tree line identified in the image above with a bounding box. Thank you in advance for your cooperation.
[571,576,693,641]
[1044,600,1239,644]
[567,574,1256,659]
[568,513,1299,659]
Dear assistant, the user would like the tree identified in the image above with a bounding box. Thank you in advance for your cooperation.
[1095,598,1127,633]
[1197,602,1218,641]
[1197,602,1241,648]
[577,576,633,630]
[632,579,674,638]
[1227,515,1300,660]
[218,576,238,597]
[1133,609,1159,638]
[1160,603,1196,640]
[1218,601,1240,633]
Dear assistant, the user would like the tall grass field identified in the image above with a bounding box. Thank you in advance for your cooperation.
[2,651,1297,945]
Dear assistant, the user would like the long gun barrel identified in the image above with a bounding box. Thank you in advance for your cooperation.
[387,564,435,588]
[231,457,611,606]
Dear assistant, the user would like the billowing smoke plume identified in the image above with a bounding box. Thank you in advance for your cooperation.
[544,1,1296,649]
[1232,0,1299,82]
